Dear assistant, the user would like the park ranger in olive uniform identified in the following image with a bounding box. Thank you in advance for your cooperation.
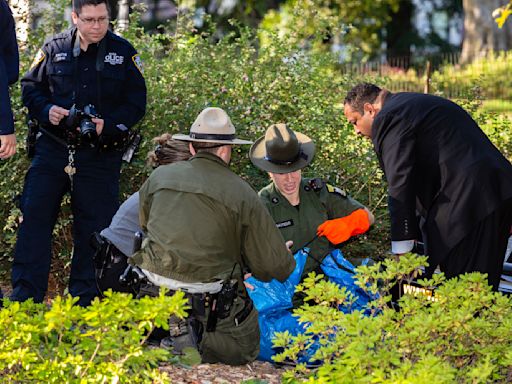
[132,108,295,365]
[250,124,374,281]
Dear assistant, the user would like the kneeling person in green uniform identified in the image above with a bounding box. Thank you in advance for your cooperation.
[250,124,374,291]
[131,108,295,365]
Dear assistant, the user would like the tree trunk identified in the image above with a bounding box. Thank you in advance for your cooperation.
[116,0,130,32]
[461,0,512,63]
[386,0,414,68]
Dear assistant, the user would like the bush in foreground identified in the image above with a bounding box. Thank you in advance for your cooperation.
[275,254,512,383]
[0,289,189,383]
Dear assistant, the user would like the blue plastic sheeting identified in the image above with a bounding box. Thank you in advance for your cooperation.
[247,249,372,362]
[246,249,307,314]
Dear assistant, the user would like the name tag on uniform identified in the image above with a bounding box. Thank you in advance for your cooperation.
[53,52,68,62]
[104,52,124,65]
[276,219,294,229]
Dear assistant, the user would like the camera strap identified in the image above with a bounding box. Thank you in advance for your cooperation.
[71,29,80,105]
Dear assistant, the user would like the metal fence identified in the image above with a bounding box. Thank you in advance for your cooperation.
[340,50,512,113]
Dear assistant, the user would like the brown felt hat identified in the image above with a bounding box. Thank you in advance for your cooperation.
[172,107,253,145]
[249,123,315,174]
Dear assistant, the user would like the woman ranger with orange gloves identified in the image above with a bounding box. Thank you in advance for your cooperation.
[249,123,375,282]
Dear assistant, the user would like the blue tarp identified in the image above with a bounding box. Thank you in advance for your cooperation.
[246,248,372,362]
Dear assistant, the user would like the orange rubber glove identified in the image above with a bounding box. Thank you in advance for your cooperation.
[316,209,371,244]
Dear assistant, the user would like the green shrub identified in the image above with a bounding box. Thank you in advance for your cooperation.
[274,254,512,383]
[0,289,188,382]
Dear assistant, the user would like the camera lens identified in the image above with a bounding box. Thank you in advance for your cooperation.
[80,119,97,142]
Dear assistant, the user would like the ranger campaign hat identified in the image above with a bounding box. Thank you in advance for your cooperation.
[249,123,315,174]
[172,107,253,145]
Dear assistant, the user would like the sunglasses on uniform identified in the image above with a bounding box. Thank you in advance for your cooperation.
[79,16,109,25]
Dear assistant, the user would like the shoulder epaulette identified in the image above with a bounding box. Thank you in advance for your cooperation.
[326,183,347,197]
[52,28,73,41]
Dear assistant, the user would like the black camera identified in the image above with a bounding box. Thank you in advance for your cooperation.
[65,104,99,142]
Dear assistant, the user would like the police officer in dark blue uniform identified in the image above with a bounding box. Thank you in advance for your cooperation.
[12,0,146,306]
[0,0,19,160]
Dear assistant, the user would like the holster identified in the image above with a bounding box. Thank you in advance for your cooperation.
[234,295,253,327]
[119,264,146,292]
[121,130,142,163]
[90,232,109,278]
[206,279,239,332]
[136,281,160,299]
[26,119,40,158]
[91,232,133,295]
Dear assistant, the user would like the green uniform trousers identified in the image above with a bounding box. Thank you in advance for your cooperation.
[197,295,260,365]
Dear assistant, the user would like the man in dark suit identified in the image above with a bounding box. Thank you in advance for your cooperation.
[343,83,512,290]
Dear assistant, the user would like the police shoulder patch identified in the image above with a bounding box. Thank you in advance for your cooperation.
[326,184,347,197]
[132,54,144,75]
[30,49,45,69]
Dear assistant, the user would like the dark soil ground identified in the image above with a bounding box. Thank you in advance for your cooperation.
[159,361,285,383]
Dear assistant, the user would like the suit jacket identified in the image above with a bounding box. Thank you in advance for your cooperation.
[372,92,512,265]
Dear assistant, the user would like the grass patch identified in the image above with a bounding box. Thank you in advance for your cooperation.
[482,99,512,117]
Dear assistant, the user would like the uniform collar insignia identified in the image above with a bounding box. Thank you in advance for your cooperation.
[53,52,68,62]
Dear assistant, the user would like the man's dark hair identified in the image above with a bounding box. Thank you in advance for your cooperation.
[344,83,382,114]
[72,0,110,14]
